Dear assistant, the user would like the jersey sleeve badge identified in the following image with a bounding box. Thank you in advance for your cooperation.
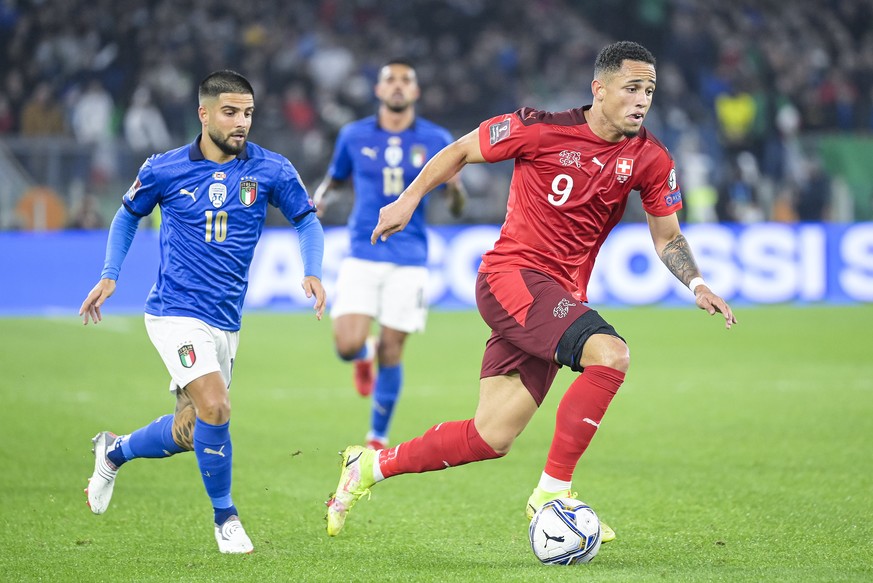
[489,119,511,145]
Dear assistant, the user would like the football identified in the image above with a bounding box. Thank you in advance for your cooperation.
[529,498,602,565]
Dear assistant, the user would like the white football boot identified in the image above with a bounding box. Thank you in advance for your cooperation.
[214,516,254,554]
[85,431,119,514]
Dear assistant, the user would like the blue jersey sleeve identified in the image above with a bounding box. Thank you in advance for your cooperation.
[271,158,316,222]
[122,157,162,217]
[101,206,140,280]
[328,126,353,181]
[294,212,324,279]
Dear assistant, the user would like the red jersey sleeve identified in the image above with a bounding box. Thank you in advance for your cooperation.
[478,110,539,163]
[637,144,682,216]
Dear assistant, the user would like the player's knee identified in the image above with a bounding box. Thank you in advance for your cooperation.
[196,396,231,425]
[336,339,366,361]
[594,337,630,373]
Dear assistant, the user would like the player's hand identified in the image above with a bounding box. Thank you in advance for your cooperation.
[694,287,737,330]
[79,278,116,325]
[315,198,328,219]
[302,275,326,320]
[448,186,466,218]
[371,196,418,244]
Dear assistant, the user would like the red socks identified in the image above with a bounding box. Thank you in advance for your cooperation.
[378,419,501,478]
[544,365,625,481]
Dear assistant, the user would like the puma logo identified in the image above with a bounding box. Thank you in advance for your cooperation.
[543,530,566,546]
[361,147,378,160]
[583,417,600,428]
[592,157,606,172]
[180,187,198,200]
[203,446,225,457]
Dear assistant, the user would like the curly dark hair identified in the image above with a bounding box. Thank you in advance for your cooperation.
[594,41,656,77]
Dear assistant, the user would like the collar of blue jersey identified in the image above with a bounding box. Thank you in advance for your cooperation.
[188,134,250,161]
[375,114,417,132]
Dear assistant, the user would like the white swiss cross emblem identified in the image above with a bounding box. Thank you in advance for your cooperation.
[616,157,634,183]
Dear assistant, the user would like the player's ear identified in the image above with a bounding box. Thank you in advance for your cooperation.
[198,104,208,125]
[591,79,605,101]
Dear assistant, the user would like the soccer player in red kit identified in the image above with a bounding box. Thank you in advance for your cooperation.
[326,41,736,540]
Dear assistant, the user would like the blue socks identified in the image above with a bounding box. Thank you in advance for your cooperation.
[193,418,235,524]
[104,414,237,525]
[371,364,402,440]
[107,414,185,467]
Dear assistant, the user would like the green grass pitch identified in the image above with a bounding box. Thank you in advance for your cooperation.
[0,305,871,582]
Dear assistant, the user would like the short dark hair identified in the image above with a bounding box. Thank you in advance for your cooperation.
[382,58,416,71]
[198,70,254,102]
[594,41,656,77]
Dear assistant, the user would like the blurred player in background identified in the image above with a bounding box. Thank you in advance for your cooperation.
[79,70,326,554]
[327,41,736,539]
[313,59,466,450]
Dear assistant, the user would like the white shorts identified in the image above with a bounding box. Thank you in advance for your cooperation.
[144,314,239,392]
[330,257,429,333]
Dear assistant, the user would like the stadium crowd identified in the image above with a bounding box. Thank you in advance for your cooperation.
[1,0,868,226]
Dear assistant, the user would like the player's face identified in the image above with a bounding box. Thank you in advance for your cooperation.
[593,60,656,140]
[200,93,254,156]
[375,64,420,113]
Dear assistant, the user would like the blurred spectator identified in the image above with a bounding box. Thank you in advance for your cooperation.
[796,160,832,222]
[70,78,116,187]
[19,82,66,136]
[0,91,13,133]
[123,85,172,154]
[68,193,105,229]
[70,79,115,145]
[2,0,873,225]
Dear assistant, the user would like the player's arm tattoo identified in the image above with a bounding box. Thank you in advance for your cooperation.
[659,233,700,287]
[172,387,196,451]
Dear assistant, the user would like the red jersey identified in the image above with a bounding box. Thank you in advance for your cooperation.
[478,106,681,301]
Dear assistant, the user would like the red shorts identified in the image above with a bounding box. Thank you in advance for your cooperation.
[476,269,591,405]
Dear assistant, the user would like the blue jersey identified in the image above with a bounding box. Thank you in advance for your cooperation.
[123,137,315,331]
[329,115,453,266]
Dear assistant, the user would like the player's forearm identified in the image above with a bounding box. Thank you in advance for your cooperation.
[294,211,324,280]
[658,233,701,287]
[402,132,480,203]
[101,206,140,281]
[313,176,341,207]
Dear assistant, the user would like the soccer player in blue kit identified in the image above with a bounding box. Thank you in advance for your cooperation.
[78,70,326,554]
[313,59,466,450]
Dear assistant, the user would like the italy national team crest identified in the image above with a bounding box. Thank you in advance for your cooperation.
[615,157,634,183]
[178,343,196,368]
[239,179,258,206]
[410,145,427,168]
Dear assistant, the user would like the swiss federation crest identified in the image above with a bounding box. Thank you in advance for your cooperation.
[240,179,258,207]
[178,343,196,368]
[615,157,634,183]
[553,298,577,318]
